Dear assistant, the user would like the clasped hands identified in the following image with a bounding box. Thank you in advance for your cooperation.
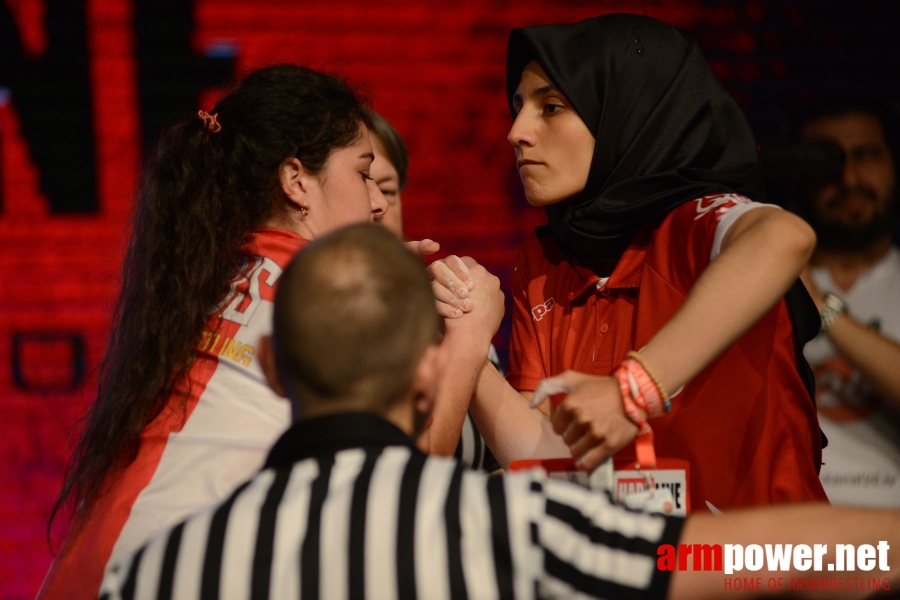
[423,247,640,473]
[418,248,505,341]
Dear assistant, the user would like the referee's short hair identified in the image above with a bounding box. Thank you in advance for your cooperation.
[272,223,439,412]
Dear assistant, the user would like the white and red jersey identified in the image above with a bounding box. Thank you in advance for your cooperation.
[39,229,306,600]
[806,247,900,508]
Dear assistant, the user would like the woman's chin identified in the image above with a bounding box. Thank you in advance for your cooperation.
[525,191,566,208]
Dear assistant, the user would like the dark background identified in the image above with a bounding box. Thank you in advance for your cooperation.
[1,1,898,596]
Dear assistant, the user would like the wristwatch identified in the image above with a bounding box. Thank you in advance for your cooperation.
[820,293,847,332]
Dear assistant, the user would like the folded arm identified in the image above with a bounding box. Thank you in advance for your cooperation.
[640,207,815,393]
[556,207,818,470]
[801,268,900,408]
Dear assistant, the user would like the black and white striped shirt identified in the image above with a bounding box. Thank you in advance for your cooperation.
[99,413,683,599]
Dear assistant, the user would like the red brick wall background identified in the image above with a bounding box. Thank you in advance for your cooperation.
[1,1,898,597]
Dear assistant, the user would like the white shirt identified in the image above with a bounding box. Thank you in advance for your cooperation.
[805,247,900,508]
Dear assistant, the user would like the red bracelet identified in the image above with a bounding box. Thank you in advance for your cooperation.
[616,357,669,419]
[615,367,651,434]
[613,365,657,470]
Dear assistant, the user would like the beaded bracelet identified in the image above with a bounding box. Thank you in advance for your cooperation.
[626,351,671,413]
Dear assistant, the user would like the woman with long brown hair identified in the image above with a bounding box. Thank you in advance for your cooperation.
[40,64,388,599]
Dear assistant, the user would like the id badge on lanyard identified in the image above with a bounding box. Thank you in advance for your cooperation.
[507,419,691,517]
[508,455,690,517]
[611,456,691,516]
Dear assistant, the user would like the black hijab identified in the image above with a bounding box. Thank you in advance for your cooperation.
[506,13,765,261]
[506,15,825,436]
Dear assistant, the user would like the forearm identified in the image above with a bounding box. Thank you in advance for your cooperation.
[468,365,570,468]
[827,315,900,407]
[641,210,814,393]
[423,255,506,455]
[670,505,900,599]
[426,333,494,456]
[802,266,900,408]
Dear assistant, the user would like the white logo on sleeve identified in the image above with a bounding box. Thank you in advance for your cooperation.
[694,193,750,221]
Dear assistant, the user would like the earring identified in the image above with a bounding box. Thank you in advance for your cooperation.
[299,206,309,218]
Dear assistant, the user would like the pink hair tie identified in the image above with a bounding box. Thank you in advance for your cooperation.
[197,110,222,133]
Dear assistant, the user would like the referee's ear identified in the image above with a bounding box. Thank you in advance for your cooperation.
[258,335,288,399]
[412,344,443,417]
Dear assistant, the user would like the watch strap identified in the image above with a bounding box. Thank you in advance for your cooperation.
[820,292,847,332]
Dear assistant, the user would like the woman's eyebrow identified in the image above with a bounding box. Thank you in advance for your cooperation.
[513,85,558,104]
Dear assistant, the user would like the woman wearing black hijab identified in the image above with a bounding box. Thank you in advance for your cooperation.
[438,14,828,511]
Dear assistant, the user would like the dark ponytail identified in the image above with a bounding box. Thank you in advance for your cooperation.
[52,64,369,531]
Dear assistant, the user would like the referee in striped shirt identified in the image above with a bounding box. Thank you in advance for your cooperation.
[99,224,900,599]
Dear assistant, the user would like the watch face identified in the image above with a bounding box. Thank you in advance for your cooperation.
[823,293,846,312]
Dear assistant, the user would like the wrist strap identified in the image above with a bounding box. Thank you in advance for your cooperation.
[614,352,674,471]
[622,353,671,417]
[614,365,657,469]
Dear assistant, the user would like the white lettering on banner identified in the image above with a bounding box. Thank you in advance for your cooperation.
[694,193,749,220]
[722,541,892,575]
[214,257,283,326]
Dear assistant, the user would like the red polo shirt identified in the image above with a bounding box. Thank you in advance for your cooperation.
[508,195,827,510]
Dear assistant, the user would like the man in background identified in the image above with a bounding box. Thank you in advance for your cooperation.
[796,96,900,507]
